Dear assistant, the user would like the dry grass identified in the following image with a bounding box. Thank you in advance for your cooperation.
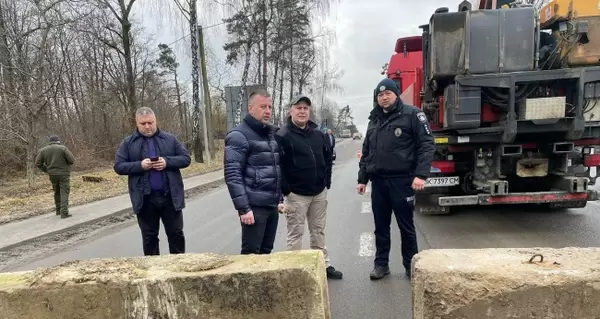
[0,141,224,225]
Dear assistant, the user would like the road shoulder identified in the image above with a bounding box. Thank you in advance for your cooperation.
[0,170,225,253]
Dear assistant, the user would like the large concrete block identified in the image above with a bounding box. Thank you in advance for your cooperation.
[0,251,330,319]
[412,247,600,319]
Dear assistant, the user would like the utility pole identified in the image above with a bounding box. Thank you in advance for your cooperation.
[197,24,211,164]
[190,1,203,162]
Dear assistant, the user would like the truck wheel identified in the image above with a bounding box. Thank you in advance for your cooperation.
[415,194,452,215]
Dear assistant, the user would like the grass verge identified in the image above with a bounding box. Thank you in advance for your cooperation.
[0,143,224,225]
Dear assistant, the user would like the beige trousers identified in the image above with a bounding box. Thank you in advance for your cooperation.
[284,189,331,267]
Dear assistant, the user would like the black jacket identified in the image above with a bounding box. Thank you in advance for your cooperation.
[224,114,283,214]
[326,133,336,150]
[276,117,333,196]
[358,98,435,184]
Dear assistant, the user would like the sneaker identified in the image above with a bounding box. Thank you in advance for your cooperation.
[369,265,390,280]
[326,266,343,279]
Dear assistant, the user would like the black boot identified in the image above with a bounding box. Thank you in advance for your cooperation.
[405,268,411,279]
[369,265,390,280]
[326,266,343,279]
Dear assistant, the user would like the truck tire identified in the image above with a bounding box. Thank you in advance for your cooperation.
[415,194,452,215]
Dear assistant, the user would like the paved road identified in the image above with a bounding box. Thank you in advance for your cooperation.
[11,139,600,318]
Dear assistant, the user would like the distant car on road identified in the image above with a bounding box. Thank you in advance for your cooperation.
[340,129,351,138]
[352,132,362,140]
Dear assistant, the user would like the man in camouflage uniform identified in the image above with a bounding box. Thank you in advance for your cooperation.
[36,135,75,218]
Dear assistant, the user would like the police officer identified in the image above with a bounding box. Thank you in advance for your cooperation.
[357,78,435,280]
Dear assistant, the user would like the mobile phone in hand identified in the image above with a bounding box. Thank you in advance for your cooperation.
[150,157,159,162]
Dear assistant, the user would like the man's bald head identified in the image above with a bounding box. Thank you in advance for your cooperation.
[248,89,272,125]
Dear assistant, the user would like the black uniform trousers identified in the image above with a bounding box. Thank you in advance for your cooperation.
[241,206,279,255]
[370,176,418,270]
[136,191,186,256]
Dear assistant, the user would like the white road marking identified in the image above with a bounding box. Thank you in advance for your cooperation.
[361,202,372,214]
[358,232,375,257]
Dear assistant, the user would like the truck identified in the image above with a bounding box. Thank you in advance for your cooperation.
[384,0,600,214]
[340,129,352,138]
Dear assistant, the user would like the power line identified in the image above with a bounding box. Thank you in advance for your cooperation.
[146,20,226,56]
[149,0,322,55]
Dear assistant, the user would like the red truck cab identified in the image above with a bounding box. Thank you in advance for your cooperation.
[386,36,423,108]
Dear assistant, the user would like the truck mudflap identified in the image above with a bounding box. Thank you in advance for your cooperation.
[438,190,599,207]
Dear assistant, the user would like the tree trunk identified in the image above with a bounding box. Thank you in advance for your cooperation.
[278,63,285,125]
[26,115,37,188]
[261,0,268,87]
[118,0,137,127]
[0,2,15,123]
[288,41,294,100]
[234,42,253,127]
[198,25,215,158]
[173,70,185,138]
[271,57,280,122]
[257,46,262,84]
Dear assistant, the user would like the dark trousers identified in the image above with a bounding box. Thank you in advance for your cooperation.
[49,175,70,216]
[241,206,279,255]
[370,176,418,270]
[136,192,186,256]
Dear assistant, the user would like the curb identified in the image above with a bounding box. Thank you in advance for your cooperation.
[0,178,225,253]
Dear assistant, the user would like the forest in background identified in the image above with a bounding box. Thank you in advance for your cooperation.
[0,0,358,189]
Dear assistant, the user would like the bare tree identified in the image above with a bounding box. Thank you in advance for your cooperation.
[95,0,138,128]
[156,43,187,139]
[222,0,336,126]
[0,0,216,184]
[0,0,81,186]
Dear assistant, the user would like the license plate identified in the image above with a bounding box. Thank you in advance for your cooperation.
[434,137,448,144]
[425,176,460,187]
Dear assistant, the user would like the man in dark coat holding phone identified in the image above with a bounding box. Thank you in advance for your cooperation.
[114,107,191,256]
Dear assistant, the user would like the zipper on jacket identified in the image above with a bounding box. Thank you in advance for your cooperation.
[267,136,280,202]
[306,135,317,185]
[291,143,298,166]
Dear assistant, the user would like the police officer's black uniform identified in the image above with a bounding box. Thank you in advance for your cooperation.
[358,79,435,280]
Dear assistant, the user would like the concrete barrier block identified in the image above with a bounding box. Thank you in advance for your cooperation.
[0,250,330,319]
[412,247,600,319]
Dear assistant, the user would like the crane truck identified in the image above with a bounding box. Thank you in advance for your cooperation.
[384,0,600,214]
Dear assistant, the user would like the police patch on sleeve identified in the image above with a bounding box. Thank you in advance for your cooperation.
[417,112,432,135]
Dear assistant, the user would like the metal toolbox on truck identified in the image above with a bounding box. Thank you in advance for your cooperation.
[428,6,536,79]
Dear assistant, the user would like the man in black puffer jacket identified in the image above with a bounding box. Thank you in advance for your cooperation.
[224,89,284,255]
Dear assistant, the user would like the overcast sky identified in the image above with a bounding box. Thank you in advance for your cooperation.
[137,0,466,133]
[325,0,465,133]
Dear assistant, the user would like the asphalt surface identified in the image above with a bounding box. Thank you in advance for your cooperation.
[11,139,600,318]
